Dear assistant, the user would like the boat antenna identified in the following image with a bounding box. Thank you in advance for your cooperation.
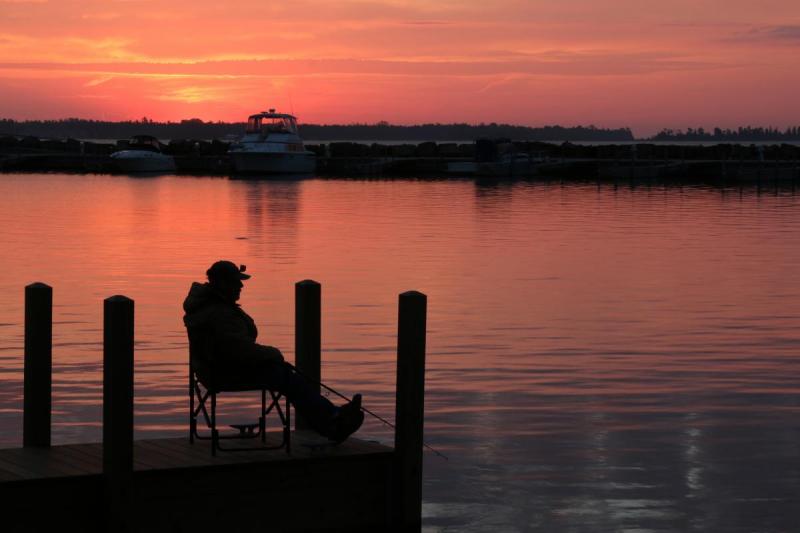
[288,90,295,116]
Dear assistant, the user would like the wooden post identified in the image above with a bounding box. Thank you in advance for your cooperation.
[103,295,134,532]
[24,282,52,447]
[393,290,427,531]
[295,280,321,430]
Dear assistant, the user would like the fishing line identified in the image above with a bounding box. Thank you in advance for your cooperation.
[287,362,448,461]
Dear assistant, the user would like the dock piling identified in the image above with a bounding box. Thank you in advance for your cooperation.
[103,295,134,531]
[295,280,321,430]
[23,282,52,448]
[393,290,428,531]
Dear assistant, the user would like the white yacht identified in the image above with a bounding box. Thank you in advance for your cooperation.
[228,110,315,174]
[110,135,176,173]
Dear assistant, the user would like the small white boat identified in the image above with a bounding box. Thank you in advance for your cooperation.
[228,109,315,174]
[446,161,478,175]
[477,152,547,177]
[111,135,176,173]
[446,139,549,177]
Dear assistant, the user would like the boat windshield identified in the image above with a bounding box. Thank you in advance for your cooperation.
[246,116,298,135]
[128,136,161,151]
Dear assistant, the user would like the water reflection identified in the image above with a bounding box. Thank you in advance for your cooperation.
[239,180,301,263]
[0,175,799,531]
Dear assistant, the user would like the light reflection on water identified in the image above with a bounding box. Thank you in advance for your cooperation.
[1,174,799,531]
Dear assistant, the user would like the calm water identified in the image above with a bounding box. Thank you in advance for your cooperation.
[1,174,799,532]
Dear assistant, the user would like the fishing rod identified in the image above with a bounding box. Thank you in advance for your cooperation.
[287,362,449,461]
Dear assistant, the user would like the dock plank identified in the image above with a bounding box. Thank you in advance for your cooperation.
[136,440,212,469]
[0,447,91,478]
[0,457,34,479]
[0,467,23,482]
[0,435,392,481]
[57,442,103,470]
[49,445,102,473]
[0,435,395,532]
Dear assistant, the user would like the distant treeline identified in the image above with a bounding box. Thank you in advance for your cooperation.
[0,118,239,140]
[4,118,799,142]
[301,122,634,142]
[650,126,800,142]
[0,118,633,142]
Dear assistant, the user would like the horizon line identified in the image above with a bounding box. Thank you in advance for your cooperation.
[3,116,800,134]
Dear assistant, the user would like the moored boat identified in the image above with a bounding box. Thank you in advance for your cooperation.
[228,109,315,174]
[476,152,547,177]
[446,138,549,177]
[110,135,176,173]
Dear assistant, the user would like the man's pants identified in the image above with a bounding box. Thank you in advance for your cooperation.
[255,361,339,436]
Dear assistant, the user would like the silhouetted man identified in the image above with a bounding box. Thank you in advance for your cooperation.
[183,260,363,442]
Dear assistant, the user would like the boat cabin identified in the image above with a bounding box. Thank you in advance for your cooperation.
[246,110,299,136]
[126,135,164,152]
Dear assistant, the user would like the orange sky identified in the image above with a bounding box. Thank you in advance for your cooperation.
[0,0,798,135]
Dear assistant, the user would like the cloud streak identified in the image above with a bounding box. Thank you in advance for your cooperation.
[0,49,727,79]
[742,25,800,42]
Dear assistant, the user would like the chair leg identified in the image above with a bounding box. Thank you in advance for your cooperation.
[198,388,292,455]
[211,393,218,457]
[261,389,267,443]
[285,397,291,455]
[189,371,196,444]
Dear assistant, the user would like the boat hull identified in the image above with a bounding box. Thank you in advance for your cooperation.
[476,160,541,177]
[446,161,478,175]
[230,152,315,174]
[111,150,176,173]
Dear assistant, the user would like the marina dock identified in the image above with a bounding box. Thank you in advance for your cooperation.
[2,282,429,532]
[1,137,799,183]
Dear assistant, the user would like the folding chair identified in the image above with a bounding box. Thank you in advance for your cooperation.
[187,327,291,456]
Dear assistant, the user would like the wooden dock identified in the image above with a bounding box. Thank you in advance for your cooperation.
[1,433,394,532]
[2,282,428,532]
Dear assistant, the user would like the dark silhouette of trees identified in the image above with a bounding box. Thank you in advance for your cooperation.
[299,122,633,142]
[0,118,239,140]
[0,118,634,142]
[4,118,796,142]
[650,126,800,142]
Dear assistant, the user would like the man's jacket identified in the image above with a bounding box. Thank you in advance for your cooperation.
[183,282,282,385]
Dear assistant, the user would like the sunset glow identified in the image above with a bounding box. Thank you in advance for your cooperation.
[1,0,799,135]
